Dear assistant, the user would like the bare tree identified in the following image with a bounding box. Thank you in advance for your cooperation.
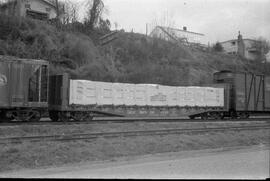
[212,42,224,52]
[62,0,79,24]
[149,10,176,32]
[98,18,110,33]
[255,37,270,54]
[84,0,104,30]
[252,37,270,63]
[69,1,78,23]
[0,0,9,5]
[0,0,17,16]
[55,0,59,19]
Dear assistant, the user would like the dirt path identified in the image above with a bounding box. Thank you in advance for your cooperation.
[1,145,269,179]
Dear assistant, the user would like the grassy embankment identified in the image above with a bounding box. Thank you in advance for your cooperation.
[0,122,269,172]
[0,121,262,138]
[1,14,268,86]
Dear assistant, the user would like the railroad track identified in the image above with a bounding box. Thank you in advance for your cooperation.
[0,117,270,127]
[1,124,269,144]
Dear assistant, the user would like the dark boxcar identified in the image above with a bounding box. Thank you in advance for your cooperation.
[213,70,270,116]
[48,74,69,111]
[234,73,263,111]
[0,56,49,121]
[265,77,270,110]
[0,58,9,107]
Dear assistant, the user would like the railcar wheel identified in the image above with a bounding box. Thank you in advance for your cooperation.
[30,111,41,122]
[72,112,87,121]
[49,111,59,122]
[210,112,224,120]
[0,111,12,122]
[87,114,94,121]
[230,111,238,119]
[238,112,250,119]
[59,112,70,122]
[201,113,208,120]
[11,110,33,122]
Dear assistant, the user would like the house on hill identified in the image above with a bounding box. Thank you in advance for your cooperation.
[220,32,263,61]
[0,0,61,21]
[266,52,270,62]
[150,26,206,45]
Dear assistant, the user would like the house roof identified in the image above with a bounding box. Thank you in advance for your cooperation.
[40,0,57,8]
[0,0,56,9]
[220,38,257,44]
[0,55,49,65]
[0,0,14,8]
[154,26,205,36]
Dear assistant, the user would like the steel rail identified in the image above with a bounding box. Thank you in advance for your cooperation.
[0,117,269,127]
[1,124,269,144]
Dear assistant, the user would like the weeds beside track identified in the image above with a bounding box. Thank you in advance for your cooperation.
[0,117,269,127]
[1,124,269,145]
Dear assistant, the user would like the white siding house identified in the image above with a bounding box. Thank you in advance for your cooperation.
[150,26,206,45]
[0,0,59,20]
[220,33,263,61]
[219,40,238,55]
[220,38,261,60]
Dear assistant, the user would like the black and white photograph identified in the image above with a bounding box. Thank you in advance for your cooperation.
[0,0,269,179]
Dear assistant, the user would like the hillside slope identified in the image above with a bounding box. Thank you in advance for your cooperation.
[0,15,268,86]
[0,14,114,81]
[104,32,266,85]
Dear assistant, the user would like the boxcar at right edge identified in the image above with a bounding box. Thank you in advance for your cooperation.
[214,70,270,117]
[265,76,270,111]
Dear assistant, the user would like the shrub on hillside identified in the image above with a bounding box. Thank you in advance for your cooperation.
[212,42,224,52]
[0,14,102,70]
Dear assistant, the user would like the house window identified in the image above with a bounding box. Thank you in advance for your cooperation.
[231,41,236,46]
[46,8,51,12]
[25,4,31,9]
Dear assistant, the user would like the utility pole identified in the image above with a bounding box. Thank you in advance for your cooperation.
[264,57,267,75]
[55,0,59,20]
[263,51,267,75]
[55,0,60,28]
[146,23,148,36]
[260,42,267,75]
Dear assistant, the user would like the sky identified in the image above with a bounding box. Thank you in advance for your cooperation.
[74,0,270,44]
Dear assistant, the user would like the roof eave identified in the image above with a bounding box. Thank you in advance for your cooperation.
[157,26,204,36]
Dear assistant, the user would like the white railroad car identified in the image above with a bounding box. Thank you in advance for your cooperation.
[145,84,167,106]
[69,80,225,108]
[69,80,97,105]
[112,83,125,105]
[163,85,178,106]
[177,87,187,107]
[123,83,136,106]
[204,87,222,107]
[193,87,206,107]
[135,84,147,106]
[95,81,113,105]
[48,72,247,121]
[184,87,196,107]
